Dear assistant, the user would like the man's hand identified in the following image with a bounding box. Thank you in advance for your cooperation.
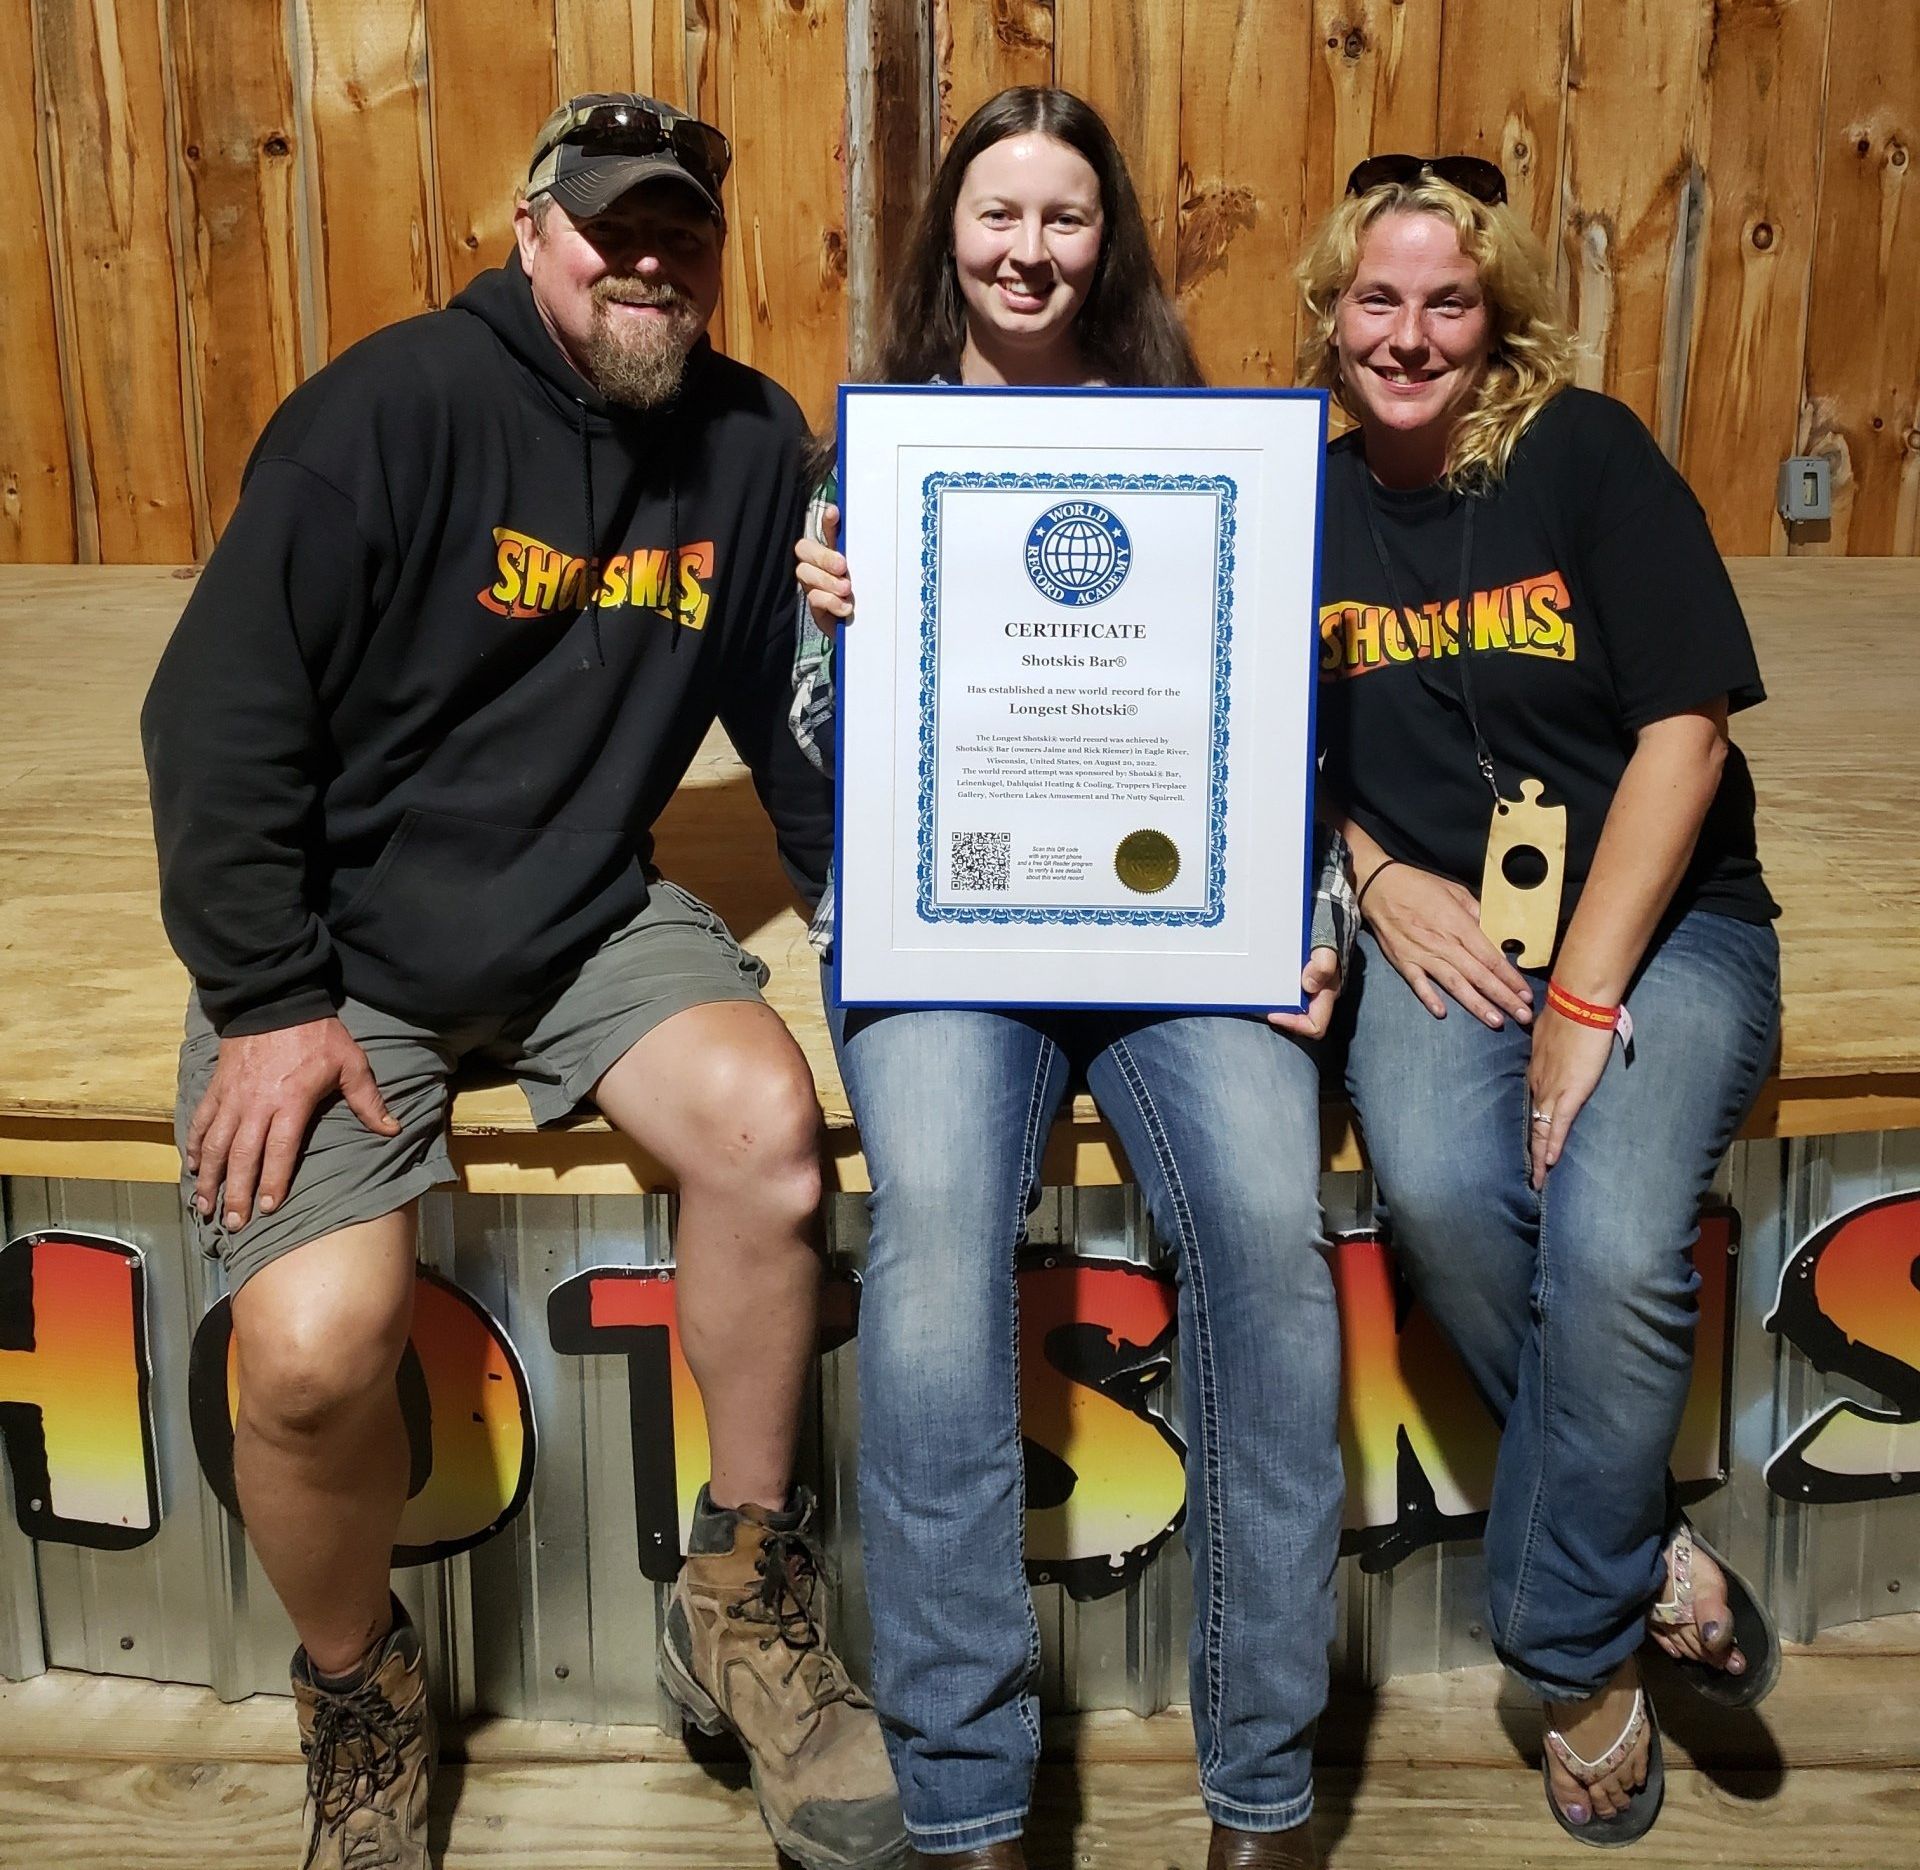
[185,1017,398,1230]
[1267,946,1342,1040]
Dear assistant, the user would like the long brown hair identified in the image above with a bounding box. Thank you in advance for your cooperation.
[875,86,1202,390]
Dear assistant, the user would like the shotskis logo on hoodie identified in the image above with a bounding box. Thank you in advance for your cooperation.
[479,527,715,631]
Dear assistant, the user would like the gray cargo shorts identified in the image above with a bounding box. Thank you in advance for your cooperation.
[175,880,770,1290]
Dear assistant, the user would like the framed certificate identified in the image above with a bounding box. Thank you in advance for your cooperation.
[833,385,1326,1012]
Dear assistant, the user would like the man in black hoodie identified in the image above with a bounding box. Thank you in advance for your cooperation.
[143,95,904,1870]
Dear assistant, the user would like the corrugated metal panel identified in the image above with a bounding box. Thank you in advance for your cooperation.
[4,1132,1917,1714]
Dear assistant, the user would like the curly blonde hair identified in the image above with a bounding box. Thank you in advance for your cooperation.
[1294,178,1580,488]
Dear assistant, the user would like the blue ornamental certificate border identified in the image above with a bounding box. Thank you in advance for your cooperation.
[916,471,1236,927]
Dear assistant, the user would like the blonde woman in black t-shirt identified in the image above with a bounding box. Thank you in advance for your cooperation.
[1296,159,1782,1848]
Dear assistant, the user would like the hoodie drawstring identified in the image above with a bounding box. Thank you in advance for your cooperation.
[577,407,606,667]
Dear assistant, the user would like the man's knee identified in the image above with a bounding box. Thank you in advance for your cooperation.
[676,1035,823,1205]
[233,1249,413,1441]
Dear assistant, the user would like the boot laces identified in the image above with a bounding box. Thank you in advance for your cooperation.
[736,1528,868,1713]
[302,1672,417,1867]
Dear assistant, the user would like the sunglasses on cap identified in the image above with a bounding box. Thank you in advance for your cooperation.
[535,97,732,192]
[1344,154,1508,206]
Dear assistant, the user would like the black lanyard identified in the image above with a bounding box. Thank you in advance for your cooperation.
[1358,466,1501,808]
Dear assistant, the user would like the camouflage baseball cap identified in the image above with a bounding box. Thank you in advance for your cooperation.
[526,93,730,223]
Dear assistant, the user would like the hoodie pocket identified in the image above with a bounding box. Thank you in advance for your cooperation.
[330,809,646,1024]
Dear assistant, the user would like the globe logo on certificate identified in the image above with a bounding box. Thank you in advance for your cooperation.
[1025,500,1133,606]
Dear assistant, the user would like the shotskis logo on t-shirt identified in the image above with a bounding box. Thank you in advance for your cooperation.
[479,528,716,630]
[1319,570,1575,678]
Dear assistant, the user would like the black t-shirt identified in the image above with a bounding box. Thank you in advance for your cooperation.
[1317,387,1777,935]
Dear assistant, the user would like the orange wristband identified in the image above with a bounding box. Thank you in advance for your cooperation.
[1547,979,1635,1053]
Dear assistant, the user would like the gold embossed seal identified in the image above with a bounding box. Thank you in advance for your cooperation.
[1115,829,1180,894]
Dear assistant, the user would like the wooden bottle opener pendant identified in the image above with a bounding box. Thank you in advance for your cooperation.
[1479,778,1566,967]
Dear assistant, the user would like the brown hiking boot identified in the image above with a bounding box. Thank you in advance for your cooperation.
[1207,1819,1320,1868]
[911,1846,1026,1868]
[661,1486,907,1870]
[290,1606,436,1869]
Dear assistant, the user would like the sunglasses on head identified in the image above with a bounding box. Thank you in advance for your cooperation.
[538,98,732,190]
[1345,154,1508,206]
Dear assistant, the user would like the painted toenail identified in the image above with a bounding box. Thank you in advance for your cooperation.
[1566,1804,1589,1824]
[1729,1653,1746,1672]
[1703,1620,1722,1642]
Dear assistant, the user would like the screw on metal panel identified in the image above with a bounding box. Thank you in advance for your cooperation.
[554,1664,570,1678]
[120,1637,134,1651]
[1469,1623,1485,1639]
[1890,1581,1902,1595]
[27,1499,41,1513]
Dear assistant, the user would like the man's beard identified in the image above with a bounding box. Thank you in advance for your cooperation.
[583,280,705,409]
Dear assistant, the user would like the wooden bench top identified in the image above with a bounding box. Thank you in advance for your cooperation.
[2,559,1917,1193]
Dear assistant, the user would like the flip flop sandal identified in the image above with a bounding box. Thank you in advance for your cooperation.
[1542,1686,1665,1849]
[1647,1520,1781,1709]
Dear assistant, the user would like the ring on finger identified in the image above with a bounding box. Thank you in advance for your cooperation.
[1530,1107,1553,1128]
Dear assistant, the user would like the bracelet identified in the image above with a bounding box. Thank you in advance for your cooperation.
[1547,979,1636,1052]
[1355,858,1402,915]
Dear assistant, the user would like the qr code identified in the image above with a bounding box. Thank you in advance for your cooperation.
[950,830,1012,892]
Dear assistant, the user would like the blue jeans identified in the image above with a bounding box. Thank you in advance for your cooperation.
[828,984,1342,1852]
[1343,909,1779,1701]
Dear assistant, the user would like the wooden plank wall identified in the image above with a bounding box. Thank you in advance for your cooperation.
[0,0,1911,564]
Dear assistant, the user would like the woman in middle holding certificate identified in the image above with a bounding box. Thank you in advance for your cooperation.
[793,88,1347,1870]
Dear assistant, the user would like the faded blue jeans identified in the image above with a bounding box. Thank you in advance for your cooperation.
[828,985,1342,1853]
[1343,909,1779,1701]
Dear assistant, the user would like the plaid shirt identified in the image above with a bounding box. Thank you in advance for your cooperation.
[790,476,1358,982]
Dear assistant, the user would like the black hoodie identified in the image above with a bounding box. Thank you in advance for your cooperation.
[142,256,830,1036]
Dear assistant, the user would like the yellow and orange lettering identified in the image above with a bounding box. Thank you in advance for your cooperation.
[1016,1261,1187,1597]
[553,554,589,610]
[482,527,536,614]
[1765,1192,1920,1504]
[628,549,670,612]
[676,541,715,631]
[0,1234,160,1547]
[1382,607,1415,662]
[1523,573,1575,656]
[521,545,567,612]
[1351,605,1383,670]
[1333,1234,1497,1544]
[598,553,630,608]
[1471,586,1513,652]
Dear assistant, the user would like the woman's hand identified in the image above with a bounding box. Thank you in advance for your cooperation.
[1361,861,1535,1029]
[795,504,854,630]
[1527,1005,1616,1189]
[1267,946,1341,1040]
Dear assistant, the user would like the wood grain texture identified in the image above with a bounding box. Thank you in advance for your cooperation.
[0,0,75,561]
[712,0,849,427]
[425,0,557,299]
[1560,0,1711,445]
[1679,0,1833,556]
[1176,0,1316,386]
[554,0,688,100]
[935,0,1055,145]
[1055,0,1186,282]
[298,0,439,355]
[33,0,198,560]
[165,0,305,542]
[1435,0,1573,252]
[1305,0,1443,228]
[1795,0,1920,556]
[848,0,933,376]
[1,1752,1917,1868]
[1,559,1917,1192]
[6,1612,1919,1763]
